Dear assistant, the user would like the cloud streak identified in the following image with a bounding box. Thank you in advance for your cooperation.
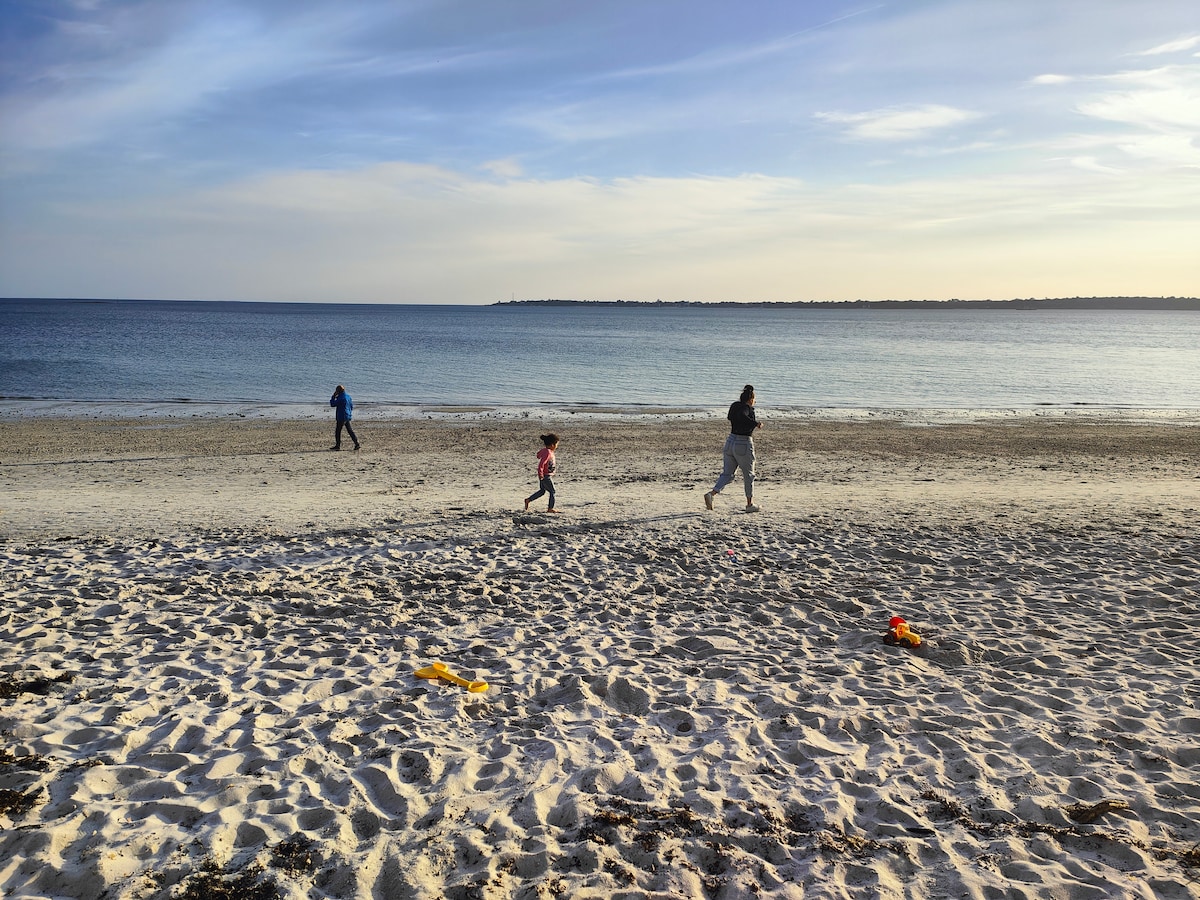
[1077,66,1200,132]
[1140,35,1200,56]
[1031,46,1200,170]
[815,104,982,141]
[1,6,353,152]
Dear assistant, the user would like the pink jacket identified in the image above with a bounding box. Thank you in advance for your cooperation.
[536,447,556,479]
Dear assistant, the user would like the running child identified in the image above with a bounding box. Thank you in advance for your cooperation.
[524,433,560,513]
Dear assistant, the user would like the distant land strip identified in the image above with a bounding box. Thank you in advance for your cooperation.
[495,297,1200,310]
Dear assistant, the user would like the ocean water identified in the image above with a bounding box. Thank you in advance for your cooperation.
[2,298,1199,418]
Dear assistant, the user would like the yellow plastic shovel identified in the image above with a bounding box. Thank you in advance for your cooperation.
[415,661,488,693]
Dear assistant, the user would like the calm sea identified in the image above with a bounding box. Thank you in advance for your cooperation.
[2,299,1198,419]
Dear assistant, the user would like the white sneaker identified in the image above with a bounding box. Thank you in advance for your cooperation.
[704,491,714,510]
[745,503,760,513]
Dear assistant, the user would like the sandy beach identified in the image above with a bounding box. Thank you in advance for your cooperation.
[1,414,1198,899]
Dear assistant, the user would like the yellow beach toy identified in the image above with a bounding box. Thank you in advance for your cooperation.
[883,616,923,648]
[415,661,488,693]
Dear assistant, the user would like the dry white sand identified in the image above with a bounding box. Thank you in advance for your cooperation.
[1,416,1198,899]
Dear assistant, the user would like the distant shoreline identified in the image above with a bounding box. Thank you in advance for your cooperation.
[494,296,1200,310]
[4,296,1199,310]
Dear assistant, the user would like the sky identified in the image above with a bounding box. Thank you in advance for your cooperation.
[1,0,1197,304]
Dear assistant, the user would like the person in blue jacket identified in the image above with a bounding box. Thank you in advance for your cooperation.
[329,384,361,451]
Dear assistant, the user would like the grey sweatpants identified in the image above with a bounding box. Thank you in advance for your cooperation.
[711,434,755,500]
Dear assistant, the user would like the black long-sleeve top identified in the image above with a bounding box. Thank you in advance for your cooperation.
[727,401,758,436]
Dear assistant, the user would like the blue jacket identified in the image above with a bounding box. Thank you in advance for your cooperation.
[331,390,352,422]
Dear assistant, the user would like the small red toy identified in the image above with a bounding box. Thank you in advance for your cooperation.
[883,616,922,648]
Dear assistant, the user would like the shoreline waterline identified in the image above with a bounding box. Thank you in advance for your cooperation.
[5,398,1200,426]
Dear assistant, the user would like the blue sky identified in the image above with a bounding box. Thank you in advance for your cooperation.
[1,0,1197,303]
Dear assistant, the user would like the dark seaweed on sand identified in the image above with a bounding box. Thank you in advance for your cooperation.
[0,749,50,771]
[920,790,1200,871]
[170,836,316,899]
[176,860,278,900]
[270,834,317,874]
[0,788,42,818]
[0,672,74,700]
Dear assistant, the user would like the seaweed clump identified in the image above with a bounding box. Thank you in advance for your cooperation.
[176,860,279,900]
[270,834,317,874]
[0,788,43,819]
[0,672,74,700]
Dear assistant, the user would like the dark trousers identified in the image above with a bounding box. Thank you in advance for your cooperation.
[526,476,555,509]
[335,420,358,448]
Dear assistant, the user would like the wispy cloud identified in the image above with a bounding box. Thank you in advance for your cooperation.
[1077,65,1200,132]
[1140,35,1200,56]
[479,157,525,179]
[1063,156,1124,175]
[591,5,884,84]
[0,4,395,153]
[1028,36,1200,170]
[815,105,982,141]
[1029,74,1073,86]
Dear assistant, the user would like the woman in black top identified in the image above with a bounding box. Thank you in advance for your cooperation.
[704,384,762,512]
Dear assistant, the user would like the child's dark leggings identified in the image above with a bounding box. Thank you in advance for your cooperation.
[526,476,555,509]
